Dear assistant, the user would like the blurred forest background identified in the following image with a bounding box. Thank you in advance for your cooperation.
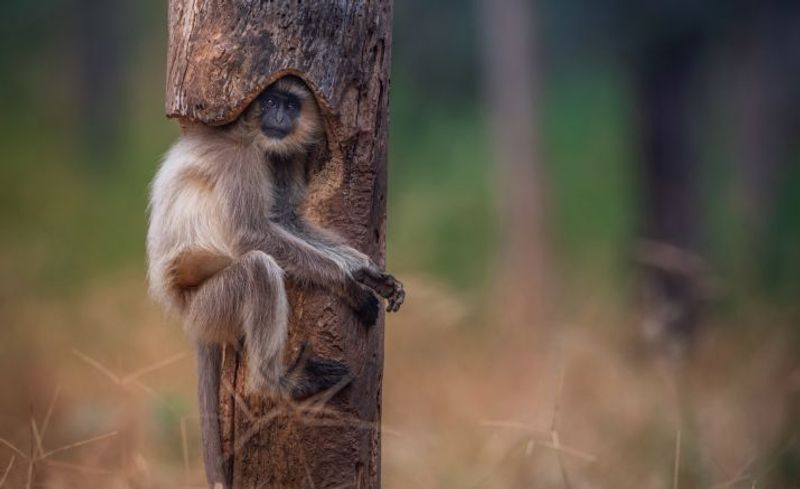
[1,1,799,488]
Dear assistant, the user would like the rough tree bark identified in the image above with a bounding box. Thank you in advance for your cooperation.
[166,2,393,488]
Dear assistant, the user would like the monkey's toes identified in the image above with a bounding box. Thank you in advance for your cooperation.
[289,357,352,401]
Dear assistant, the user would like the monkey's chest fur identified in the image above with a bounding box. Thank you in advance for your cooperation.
[263,155,308,226]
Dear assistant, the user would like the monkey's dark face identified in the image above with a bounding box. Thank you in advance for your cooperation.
[258,88,301,140]
[245,76,323,154]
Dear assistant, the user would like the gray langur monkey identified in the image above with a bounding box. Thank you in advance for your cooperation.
[146,75,404,489]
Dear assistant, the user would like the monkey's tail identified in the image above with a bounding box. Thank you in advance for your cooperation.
[196,342,231,489]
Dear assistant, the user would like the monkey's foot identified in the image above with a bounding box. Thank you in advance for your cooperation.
[282,342,352,401]
[354,287,380,327]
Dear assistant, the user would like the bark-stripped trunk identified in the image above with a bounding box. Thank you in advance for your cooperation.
[165,2,392,488]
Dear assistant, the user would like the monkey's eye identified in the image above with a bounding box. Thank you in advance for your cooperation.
[287,101,298,111]
[265,97,276,108]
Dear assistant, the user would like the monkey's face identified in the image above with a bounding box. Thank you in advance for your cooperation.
[243,76,323,155]
[258,87,301,140]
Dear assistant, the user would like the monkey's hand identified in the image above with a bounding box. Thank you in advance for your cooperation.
[353,266,405,313]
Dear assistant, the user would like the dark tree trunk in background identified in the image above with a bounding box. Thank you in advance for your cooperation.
[478,0,554,332]
[634,35,709,351]
[74,0,129,167]
[729,3,800,283]
[166,2,393,488]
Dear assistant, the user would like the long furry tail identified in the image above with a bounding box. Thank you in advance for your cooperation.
[197,342,231,489]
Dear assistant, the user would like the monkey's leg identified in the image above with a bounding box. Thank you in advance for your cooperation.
[186,250,350,489]
[186,250,289,392]
[185,250,287,489]
[231,252,352,398]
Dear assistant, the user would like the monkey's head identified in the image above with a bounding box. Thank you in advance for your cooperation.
[243,76,324,155]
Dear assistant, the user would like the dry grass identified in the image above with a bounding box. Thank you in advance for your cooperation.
[0,270,796,488]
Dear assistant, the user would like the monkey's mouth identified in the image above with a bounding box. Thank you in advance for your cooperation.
[262,126,290,140]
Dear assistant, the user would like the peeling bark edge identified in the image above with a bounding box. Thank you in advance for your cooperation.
[171,68,335,127]
[166,1,392,126]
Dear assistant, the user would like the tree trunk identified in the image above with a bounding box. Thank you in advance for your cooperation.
[478,0,554,331]
[166,2,393,488]
[633,33,708,351]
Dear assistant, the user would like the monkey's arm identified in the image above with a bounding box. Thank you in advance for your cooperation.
[286,218,370,270]
[287,218,405,312]
[244,226,382,325]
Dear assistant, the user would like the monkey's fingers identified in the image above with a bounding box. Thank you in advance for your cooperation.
[386,282,405,313]
[358,268,401,300]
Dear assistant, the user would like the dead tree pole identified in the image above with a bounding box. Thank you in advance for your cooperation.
[165,2,393,488]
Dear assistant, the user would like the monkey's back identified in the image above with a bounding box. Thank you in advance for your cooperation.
[147,132,240,315]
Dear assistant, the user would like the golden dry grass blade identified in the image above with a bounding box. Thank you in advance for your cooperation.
[711,453,758,489]
[673,430,682,489]
[711,475,751,489]
[39,384,61,441]
[180,417,190,484]
[43,459,114,475]
[0,456,15,488]
[300,452,316,489]
[25,421,34,489]
[0,439,27,460]
[551,353,567,433]
[41,431,118,459]
[30,418,44,459]
[479,420,549,436]
[24,459,33,489]
[539,441,596,463]
[479,420,595,463]
[132,380,158,397]
[122,351,188,384]
[552,430,573,489]
[302,374,354,413]
[711,456,758,489]
[230,410,285,458]
[289,416,374,432]
[221,379,253,421]
[72,349,121,384]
